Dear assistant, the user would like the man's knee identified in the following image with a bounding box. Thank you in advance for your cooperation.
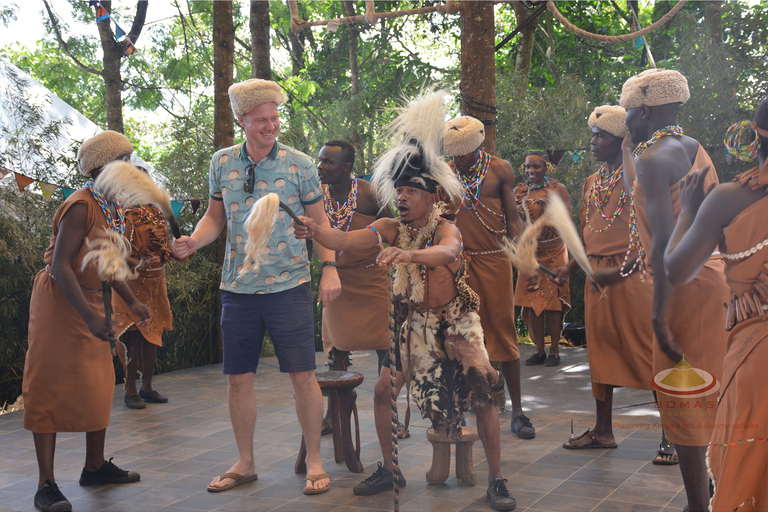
[289,369,319,393]
[227,372,255,392]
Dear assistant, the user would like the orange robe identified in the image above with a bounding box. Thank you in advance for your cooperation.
[321,212,389,354]
[23,189,116,433]
[455,194,519,361]
[513,180,571,315]
[707,167,768,512]
[112,205,174,346]
[633,145,728,446]
[580,172,653,401]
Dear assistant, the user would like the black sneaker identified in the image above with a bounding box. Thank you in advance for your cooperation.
[138,389,168,403]
[353,462,406,495]
[525,352,546,365]
[487,478,516,511]
[34,480,71,512]
[79,458,140,486]
[510,415,536,439]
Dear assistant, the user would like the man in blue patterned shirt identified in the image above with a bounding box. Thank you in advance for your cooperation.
[173,79,340,496]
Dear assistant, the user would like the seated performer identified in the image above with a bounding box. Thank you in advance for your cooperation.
[316,139,393,435]
[513,152,571,366]
[664,97,768,512]
[445,116,534,440]
[294,91,516,512]
[620,68,728,512]
[557,106,667,456]
[22,131,151,512]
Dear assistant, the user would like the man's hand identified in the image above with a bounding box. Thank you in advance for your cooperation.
[318,267,341,305]
[551,266,570,287]
[85,312,117,343]
[678,167,715,216]
[131,301,153,327]
[172,236,197,259]
[590,267,624,289]
[653,319,684,362]
[621,134,636,153]
[522,271,541,292]
[376,247,413,266]
[293,216,317,239]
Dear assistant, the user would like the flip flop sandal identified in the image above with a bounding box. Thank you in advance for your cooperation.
[562,429,618,450]
[304,472,331,495]
[321,419,332,436]
[206,472,258,492]
[396,422,410,439]
[652,442,679,465]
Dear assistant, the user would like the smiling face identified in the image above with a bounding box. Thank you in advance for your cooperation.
[396,186,435,226]
[317,145,350,186]
[238,102,280,151]
[590,127,622,163]
[524,156,547,185]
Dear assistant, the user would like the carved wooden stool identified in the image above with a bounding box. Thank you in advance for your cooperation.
[295,370,364,474]
[425,426,480,485]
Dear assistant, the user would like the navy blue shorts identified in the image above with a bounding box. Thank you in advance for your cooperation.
[220,283,316,374]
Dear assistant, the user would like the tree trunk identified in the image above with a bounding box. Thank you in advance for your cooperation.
[342,1,362,167]
[213,0,235,149]
[460,1,496,154]
[705,1,723,46]
[250,0,271,79]
[511,1,538,94]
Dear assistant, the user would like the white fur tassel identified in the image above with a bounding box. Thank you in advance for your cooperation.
[81,229,136,282]
[505,216,547,276]
[240,193,280,277]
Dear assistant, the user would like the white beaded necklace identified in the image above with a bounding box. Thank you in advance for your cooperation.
[720,238,768,261]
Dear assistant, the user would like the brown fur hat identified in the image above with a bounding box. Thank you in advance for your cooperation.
[443,115,485,157]
[77,131,134,177]
[228,79,287,118]
[588,105,628,138]
[620,69,690,109]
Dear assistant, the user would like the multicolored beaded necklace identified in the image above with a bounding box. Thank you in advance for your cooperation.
[526,176,551,190]
[585,164,627,233]
[323,175,357,231]
[619,127,683,277]
[86,180,125,236]
[456,151,505,235]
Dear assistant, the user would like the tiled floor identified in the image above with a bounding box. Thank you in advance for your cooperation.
[0,345,689,512]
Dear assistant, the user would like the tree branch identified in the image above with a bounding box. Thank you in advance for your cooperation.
[42,0,102,76]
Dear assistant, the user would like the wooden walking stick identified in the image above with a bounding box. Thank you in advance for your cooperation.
[387,264,400,512]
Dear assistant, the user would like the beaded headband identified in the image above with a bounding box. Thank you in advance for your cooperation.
[724,120,761,162]
[519,155,555,175]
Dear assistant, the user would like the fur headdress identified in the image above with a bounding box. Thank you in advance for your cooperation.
[77,131,134,177]
[371,90,462,207]
[588,105,627,138]
[443,115,485,157]
[620,69,690,109]
[229,79,287,118]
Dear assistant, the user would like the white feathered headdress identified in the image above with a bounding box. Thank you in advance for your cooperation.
[371,90,462,208]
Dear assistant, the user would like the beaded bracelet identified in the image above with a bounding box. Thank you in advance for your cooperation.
[724,120,760,162]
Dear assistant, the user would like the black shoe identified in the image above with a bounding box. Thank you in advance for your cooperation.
[510,415,536,439]
[79,458,140,486]
[544,353,560,367]
[124,394,145,409]
[487,478,516,511]
[34,480,71,512]
[139,389,168,403]
[524,352,546,365]
[353,462,406,496]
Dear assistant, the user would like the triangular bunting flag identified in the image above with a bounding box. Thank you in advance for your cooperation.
[190,199,201,214]
[40,182,57,200]
[114,24,126,40]
[123,39,137,57]
[14,172,34,192]
[171,200,184,218]
[89,0,99,6]
[635,38,644,50]
[96,6,109,22]
[568,150,585,164]
[547,150,566,167]
[62,187,76,199]
[0,165,11,178]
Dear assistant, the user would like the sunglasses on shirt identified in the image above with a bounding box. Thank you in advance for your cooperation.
[243,163,256,194]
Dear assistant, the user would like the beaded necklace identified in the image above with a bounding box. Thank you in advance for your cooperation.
[392,204,442,303]
[720,237,768,261]
[619,127,683,277]
[134,204,165,227]
[585,164,627,233]
[86,180,125,236]
[456,151,506,235]
[323,175,357,231]
[526,176,551,190]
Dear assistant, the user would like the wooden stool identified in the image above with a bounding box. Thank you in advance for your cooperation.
[295,370,364,474]
[425,426,479,485]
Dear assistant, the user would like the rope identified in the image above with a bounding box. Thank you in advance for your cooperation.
[387,265,400,512]
[546,0,688,43]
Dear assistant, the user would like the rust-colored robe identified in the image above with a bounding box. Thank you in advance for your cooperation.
[23,189,116,433]
[455,194,519,361]
[707,167,768,512]
[321,212,389,354]
[580,172,654,401]
[513,180,571,315]
[112,205,174,346]
[633,145,728,446]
